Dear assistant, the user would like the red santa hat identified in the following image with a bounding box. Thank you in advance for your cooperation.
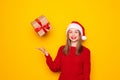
[66,21,87,40]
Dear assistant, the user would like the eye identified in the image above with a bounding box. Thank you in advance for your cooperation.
[68,30,72,33]
[75,30,79,33]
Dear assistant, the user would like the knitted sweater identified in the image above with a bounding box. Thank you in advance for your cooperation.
[45,45,90,80]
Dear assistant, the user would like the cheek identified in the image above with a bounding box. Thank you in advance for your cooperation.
[68,34,71,39]
[76,34,81,39]
[76,33,80,37]
[78,35,82,40]
[68,34,73,40]
[68,33,72,37]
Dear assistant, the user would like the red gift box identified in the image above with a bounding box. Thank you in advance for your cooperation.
[31,15,51,36]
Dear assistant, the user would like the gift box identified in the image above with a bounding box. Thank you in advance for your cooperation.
[31,15,51,36]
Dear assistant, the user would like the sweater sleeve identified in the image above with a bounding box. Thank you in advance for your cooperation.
[83,49,91,80]
[45,46,63,72]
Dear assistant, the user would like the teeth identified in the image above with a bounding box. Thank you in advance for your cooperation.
[71,37,76,39]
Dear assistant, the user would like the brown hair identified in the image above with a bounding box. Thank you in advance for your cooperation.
[63,31,83,55]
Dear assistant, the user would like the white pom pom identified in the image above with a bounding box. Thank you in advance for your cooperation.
[82,36,87,40]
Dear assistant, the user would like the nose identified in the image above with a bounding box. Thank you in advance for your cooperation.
[72,34,75,36]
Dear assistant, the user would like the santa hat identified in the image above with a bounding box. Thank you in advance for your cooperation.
[66,21,87,40]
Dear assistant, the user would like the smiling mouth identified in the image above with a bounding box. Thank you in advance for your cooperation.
[71,36,77,40]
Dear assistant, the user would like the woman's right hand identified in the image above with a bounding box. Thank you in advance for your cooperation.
[37,47,49,56]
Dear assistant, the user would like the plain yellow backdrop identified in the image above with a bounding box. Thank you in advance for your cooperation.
[0,0,120,80]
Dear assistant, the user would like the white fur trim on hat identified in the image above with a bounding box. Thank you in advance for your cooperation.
[82,36,87,40]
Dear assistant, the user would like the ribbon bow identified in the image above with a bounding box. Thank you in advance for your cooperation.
[34,18,50,33]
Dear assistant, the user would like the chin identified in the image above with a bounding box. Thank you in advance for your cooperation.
[71,39,78,42]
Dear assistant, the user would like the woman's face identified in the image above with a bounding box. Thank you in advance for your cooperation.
[68,28,80,42]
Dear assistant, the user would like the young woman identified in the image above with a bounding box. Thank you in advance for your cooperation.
[38,21,91,80]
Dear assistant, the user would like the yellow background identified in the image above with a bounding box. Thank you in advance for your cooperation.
[0,0,120,80]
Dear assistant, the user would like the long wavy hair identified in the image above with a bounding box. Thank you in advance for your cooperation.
[63,31,83,55]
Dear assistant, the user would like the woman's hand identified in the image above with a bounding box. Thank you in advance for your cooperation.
[37,47,49,56]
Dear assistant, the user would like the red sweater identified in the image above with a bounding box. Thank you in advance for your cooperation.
[45,45,91,80]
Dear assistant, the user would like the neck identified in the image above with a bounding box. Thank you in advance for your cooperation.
[71,41,78,47]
